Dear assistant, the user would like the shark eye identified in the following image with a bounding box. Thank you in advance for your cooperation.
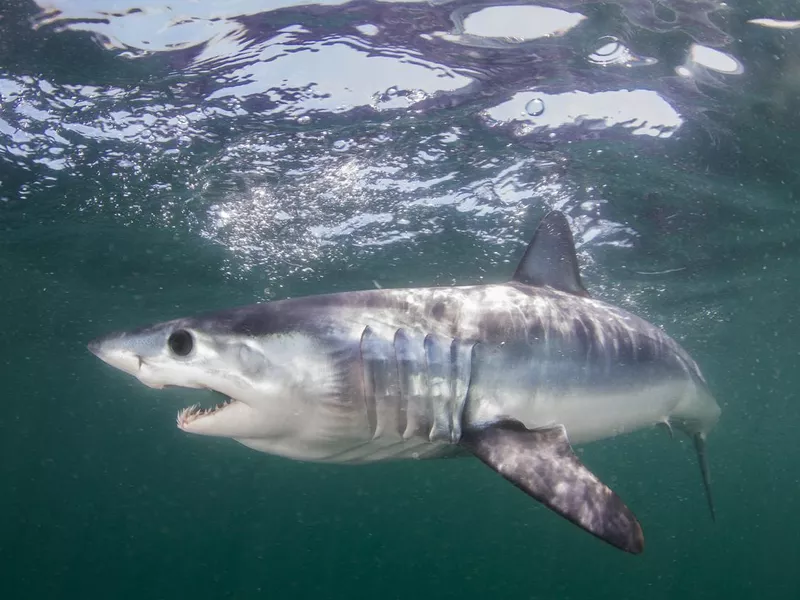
[168,329,194,357]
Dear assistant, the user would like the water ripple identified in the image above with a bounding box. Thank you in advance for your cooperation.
[0,0,759,285]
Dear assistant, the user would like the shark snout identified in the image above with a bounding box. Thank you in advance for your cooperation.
[87,329,199,391]
[88,334,143,376]
[87,338,103,357]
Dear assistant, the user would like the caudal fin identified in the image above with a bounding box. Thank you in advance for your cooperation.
[693,433,716,521]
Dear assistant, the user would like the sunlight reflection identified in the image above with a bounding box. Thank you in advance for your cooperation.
[483,89,683,138]
[680,44,744,76]
[32,0,351,53]
[436,5,586,47]
[747,18,800,30]
[202,37,473,116]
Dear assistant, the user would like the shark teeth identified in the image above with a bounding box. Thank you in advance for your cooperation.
[176,398,235,428]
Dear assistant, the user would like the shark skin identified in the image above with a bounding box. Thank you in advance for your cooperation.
[88,211,721,554]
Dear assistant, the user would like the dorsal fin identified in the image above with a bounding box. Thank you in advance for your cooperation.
[512,210,589,297]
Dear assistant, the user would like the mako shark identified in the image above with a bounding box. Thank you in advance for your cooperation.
[88,211,720,554]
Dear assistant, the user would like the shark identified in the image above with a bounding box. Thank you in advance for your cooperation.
[88,210,720,554]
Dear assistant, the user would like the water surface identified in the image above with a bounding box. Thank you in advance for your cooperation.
[1,1,798,598]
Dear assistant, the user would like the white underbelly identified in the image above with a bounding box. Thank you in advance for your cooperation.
[234,426,448,464]
[528,380,690,444]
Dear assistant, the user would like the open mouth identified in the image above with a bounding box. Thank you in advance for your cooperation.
[176,392,238,429]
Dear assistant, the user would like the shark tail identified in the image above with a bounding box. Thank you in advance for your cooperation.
[693,432,716,522]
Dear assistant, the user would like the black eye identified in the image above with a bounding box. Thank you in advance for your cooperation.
[168,329,194,357]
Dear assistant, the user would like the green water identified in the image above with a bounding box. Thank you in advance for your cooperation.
[2,0,800,598]
[4,165,798,599]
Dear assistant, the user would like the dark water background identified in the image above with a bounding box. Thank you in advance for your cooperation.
[1,0,799,598]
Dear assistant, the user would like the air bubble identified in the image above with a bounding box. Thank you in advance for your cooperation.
[297,115,311,125]
[594,36,621,57]
[588,35,636,66]
[525,98,545,117]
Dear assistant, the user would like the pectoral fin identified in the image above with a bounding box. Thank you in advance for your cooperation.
[460,422,644,554]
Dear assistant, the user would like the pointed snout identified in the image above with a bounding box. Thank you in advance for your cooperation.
[87,333,143,376]
[87,338,103,357]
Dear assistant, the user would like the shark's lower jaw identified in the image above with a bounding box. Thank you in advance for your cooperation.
[172,392,267,438]
[177,397,237,430]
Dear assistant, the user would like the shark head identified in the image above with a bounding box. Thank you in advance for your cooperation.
[88,311,346,450]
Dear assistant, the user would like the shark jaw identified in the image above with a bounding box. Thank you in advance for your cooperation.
[177,398,235,429]
[175,397,259,437]
[87,336,260,438]
[88,326,335,446]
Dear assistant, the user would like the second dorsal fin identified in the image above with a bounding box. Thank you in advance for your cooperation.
[512,211,589,297]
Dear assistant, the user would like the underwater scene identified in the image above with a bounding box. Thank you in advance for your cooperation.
[1,0,798,598]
